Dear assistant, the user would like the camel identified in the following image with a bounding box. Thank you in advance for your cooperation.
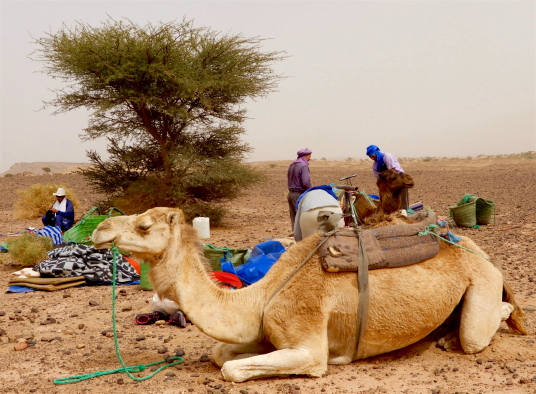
[93,208,527,383]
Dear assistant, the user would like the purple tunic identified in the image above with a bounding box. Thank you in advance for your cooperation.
[287,161,311,193]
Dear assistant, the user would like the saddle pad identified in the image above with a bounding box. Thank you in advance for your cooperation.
[319,212,440,273]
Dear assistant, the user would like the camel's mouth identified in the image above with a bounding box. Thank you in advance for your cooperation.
[93,241,113,250]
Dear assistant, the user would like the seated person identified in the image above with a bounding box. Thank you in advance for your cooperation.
[41,188,75,231]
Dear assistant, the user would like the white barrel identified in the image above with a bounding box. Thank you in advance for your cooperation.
[192,217,210,239]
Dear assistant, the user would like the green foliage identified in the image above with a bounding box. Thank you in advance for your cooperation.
[7,233,52,267]
[42,167,52,173]
[34,17,283,222]
[4,174,13,177]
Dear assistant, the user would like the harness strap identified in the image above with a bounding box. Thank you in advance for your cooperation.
[353,226,369,360]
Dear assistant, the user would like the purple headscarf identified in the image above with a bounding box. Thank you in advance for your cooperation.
[292,148,312,165]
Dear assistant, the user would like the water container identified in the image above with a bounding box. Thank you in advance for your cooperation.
[193,217,210,239]
[139,261,153,291]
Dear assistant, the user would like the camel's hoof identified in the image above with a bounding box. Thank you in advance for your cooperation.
[437,332,460,351]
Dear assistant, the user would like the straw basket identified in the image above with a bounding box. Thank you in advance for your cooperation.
[63,207,125,245]
[475,198,495,225]
[449,200,477,228]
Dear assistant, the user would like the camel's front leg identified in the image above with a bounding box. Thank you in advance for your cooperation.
[212,342,275,367]
[221,346,327,382]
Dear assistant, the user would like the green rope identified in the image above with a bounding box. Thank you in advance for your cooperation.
[418,224,491,263]
[54,245,184,384]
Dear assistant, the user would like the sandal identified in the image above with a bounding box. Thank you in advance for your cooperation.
[168,310,187,328]
[135,310,169,325]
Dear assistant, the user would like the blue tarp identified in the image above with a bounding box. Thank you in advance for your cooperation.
[222,240,286,285]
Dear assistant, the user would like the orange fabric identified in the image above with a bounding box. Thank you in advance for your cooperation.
[124,256,141,274]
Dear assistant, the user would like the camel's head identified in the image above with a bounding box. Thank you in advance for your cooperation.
[92,207,187,260]
[377,170,415,193]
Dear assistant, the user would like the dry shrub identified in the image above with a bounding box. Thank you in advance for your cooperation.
[14,184,80,220]
[7,233,52,267]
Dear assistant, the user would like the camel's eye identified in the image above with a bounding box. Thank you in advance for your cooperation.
[137,222,152,231]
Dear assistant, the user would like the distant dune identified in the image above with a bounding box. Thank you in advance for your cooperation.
[0,162,92,176]
[2,152,534,177]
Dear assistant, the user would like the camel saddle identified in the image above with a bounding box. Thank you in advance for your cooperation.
[319,212,440,273]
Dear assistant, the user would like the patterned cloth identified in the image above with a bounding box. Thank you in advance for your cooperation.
[34,244,140,285]
[34,226,64,245]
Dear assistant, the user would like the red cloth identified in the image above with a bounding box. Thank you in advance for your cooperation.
[210,272,244,289]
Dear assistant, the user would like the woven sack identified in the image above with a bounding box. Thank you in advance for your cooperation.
[63,207,125,245]
[475,198,495,225]
[449,201,476,228]
[203,245,251,272]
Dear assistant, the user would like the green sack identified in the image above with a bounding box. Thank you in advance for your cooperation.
[63,207,125,245]
[203,244,251,272]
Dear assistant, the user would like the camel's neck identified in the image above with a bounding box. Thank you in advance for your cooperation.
[149,233,265,344]
[379,189,402,214]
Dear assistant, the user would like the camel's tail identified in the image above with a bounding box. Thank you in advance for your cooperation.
[503,281,528,335]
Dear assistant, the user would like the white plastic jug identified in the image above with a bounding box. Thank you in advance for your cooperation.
[192,217,210,239]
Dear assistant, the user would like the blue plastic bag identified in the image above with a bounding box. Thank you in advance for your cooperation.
[222,240,286,285]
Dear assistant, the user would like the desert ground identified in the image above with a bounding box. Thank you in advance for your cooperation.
[0,157,535,394]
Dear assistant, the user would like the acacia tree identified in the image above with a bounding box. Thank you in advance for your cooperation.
[33,18,284,221]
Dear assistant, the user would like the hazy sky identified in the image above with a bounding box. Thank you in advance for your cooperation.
[1,1,535,173]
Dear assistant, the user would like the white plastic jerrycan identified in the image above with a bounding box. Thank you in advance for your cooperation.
[192,217,210,239]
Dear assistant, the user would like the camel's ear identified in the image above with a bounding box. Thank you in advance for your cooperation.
[167,211,184,226]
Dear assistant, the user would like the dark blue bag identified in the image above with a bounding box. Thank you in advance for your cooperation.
[222,240,286,285]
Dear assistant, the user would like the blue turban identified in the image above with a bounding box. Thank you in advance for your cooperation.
[366,145,380,157]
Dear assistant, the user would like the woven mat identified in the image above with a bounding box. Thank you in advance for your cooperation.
[319,212,440,273]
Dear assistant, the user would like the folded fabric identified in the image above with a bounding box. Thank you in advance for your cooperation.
[35,244,140,285]
[8,276,86,291]
[34,225,64,245]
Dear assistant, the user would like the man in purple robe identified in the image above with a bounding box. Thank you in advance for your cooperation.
[287,148,312,230]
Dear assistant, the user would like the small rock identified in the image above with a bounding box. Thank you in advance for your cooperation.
[165,372,176,377]
[121,306,132,312]
[175,349,185,357]
[0,311,6,316]
[200,355,210,362]
[519,378,530,384]
[63,350,71,355]
[136,335,146,341]
[158,347,169,354]
[76,344,85,349]
[48,318,56,324]
[476,358,483,364]
[0,329,7,336]
[117,378,124,385]
[14,342,28,351]
[63,293,71,298]
[89,301,99,306]
[71,313,78,317]
[78,324,85,330]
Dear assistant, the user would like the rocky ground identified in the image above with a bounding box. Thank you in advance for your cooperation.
[0,157,535,394]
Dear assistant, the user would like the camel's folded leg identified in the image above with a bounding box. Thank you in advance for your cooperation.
[212,342,275,367]
[459,269,503,354]
[221,347,327,382]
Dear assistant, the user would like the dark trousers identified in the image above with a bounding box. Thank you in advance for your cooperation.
[287,190,303,231]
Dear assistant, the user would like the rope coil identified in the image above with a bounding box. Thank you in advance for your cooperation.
[54,244,184,384]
